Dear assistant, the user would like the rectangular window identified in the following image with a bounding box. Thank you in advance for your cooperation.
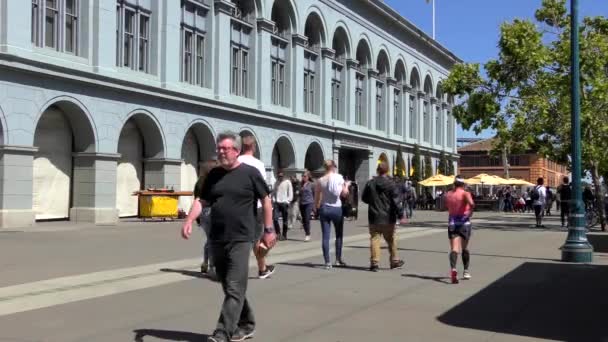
[138,14,149,72]
[331,63,342,120]
[376,82,384,131]
[196,35,204,85]
[270,38,287,106]
[394,89,401,135]
[64,0,77,53]
[116,1,152,73]
[271,61,277,105]
[232,47,239,94]
[242,50,248,97]
[303,50,317,114]
[45,0,58,48]
[183,30,193,83]
[230,21,251,97]
[278,63,285,105]
[409,95,416,139]
[355,73,365,126]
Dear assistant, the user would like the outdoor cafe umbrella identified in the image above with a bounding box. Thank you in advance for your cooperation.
[464,173,509,186]
[419,174,455,187]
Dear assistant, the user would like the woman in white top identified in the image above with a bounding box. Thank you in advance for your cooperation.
[314,160,350,269]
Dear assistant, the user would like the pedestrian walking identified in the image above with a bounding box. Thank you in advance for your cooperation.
[532,177,547,228]
[314,160,349,269]
[557,176,572,227]
[181,131,276,342]
[273,171,293,240]
[192,160,219,275]
[361,161,406,272]
[299,170,314,241]
[238,135,276,279]
[445,176,475,284]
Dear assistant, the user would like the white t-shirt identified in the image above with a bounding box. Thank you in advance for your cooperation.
[319,173,345,207]
[238,154,266,208]
[533,185,547,207]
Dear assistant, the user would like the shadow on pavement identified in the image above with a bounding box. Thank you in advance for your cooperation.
[278,261,370,272]
[159,268,219,282]
[588,233,608,254]
[133,329,208,341]
[402,273,451,284]
[345,246,559,262]
[437,262,608,342]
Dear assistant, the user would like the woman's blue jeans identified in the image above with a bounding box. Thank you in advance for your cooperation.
[318,205,344,264]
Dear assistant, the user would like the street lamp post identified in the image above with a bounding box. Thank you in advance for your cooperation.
[560,0,593,262]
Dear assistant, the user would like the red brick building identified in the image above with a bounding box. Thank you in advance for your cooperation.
[458,139,569,188]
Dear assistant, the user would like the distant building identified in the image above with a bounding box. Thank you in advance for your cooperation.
[458,138,569,188]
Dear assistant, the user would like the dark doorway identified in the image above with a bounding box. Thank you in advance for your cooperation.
[338,148,369,194]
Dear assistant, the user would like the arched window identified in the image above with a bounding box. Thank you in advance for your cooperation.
[303,13,324,115]
[270,1,295,107]
[180,0,209,87]
[355,39,371,126]
[331,26,350,121]
[435,83,444,145]
[230,0,256,97]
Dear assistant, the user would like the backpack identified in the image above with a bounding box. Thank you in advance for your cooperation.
[531,186,540,201]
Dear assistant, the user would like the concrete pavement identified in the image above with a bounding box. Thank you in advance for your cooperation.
[1,210,607,341]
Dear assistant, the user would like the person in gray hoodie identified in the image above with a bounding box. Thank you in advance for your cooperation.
[361,161,407,272]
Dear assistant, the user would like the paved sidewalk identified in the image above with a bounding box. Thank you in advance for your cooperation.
[1,209,607,341]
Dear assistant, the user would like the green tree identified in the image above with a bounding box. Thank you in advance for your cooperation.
[411,145,422,184]
[444,0,608,229]
[424,154,433,179]
[438,151,448,174]
[447,159,455,176]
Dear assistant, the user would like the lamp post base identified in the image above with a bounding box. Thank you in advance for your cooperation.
[561,242,593,262]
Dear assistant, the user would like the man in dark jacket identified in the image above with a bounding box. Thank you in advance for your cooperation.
[361,161,407,272]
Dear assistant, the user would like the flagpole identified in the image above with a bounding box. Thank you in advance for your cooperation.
[432,0,436,40]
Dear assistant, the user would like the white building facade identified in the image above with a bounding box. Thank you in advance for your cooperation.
[0,0,459,228]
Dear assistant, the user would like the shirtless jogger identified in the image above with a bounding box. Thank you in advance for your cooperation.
[445,175,475,284]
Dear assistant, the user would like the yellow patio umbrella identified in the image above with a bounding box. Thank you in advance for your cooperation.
[464,173,509,185]
[503,178,535,186]
[419,174,455,187]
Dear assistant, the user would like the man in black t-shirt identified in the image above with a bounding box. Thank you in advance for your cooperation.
[557,176,572,227]
[182,131,275,342]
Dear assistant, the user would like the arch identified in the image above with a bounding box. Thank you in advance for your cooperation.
[424,73,434,95]
[331,23,351,61]
[394,57,407,84]
[436,82,444,100]
[355,37,372,69]
[271,134,296,174]
[239,128,261,159]
[304,140,325,174]
[230,0,263,23]
[34,96,97,152]
[119,109,165,158]
[410,66,421,90]
[270,0,298,35]
[303,9,326,49]
[179,121,216,212]
[376,48,391,76]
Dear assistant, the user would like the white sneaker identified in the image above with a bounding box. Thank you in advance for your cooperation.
[463,270,471,280]
[305,235,311,242]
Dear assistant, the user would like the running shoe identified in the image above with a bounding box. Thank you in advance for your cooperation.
[258,265,276,279]
[230,328,255,341]
[390,260,405,270]
[463,270,471,280]
[451,269,459,284]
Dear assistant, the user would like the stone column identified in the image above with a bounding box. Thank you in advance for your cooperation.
[346,59,359,126]
[430,96,438,148]
[0,1,31,54]
[92,0,118,73]
[256,19,275,109]
[213,0,235,101]
[321,48,335,124]
[70,152,120,224]
[143,158,182,190]
[442,103,448,150]
[291,34,308,116]
[417,91,426,145]
[160,0,181,86]
[0,146,36,228]
[403,85,412,143]
[332,145,340,169]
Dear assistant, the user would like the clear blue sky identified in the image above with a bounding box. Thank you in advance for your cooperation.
[384,0,608,139]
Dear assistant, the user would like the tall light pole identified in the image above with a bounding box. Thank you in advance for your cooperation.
[560,0,593,262]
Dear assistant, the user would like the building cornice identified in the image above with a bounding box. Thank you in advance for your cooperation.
[256,18,275,33]
[321,48,335,59]
[214,0,235,16]
[346,58,359,69]
[292,34,308,47]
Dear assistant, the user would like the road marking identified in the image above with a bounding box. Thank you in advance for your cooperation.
[0,227,441,317]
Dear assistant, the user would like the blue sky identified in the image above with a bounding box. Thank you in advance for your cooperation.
[384,0,608,139]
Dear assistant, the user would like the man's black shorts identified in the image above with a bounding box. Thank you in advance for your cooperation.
[448,220,472,240]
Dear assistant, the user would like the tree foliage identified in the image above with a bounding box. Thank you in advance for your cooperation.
[444,0,608,226]
[438,151,448,175]
[411,145,422,183]
[424,154,433,179]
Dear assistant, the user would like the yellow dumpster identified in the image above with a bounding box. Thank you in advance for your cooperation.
[133,191,193,220]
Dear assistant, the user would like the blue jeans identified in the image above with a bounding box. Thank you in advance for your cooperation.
[319,205,344,264]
